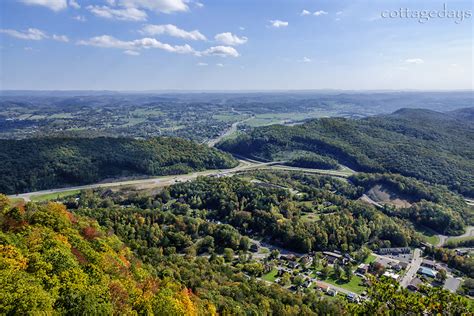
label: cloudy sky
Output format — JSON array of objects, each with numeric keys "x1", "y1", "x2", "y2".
[{"x1": 0, "y1": 0, "x2": 472, "y2": 90}]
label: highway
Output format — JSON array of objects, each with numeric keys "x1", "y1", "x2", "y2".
[{"x1": 9, "y1": 159, "x2": 354, "y2": 202}]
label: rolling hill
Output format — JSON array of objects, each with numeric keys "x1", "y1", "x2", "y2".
[
  {"x1": 218, "y1": 108, "x2": 474, "y2": 197},
  {"x1": 0, "y1": 137, "x2": 238, "y2": 195}
]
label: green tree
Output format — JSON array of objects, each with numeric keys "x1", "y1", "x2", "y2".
[
  {"x1": 333, "y1": 262, "x2": 342, "y2": 279},
  {"x1": 223, "y1": 248, "x2": 234, "y2": 262},
  {"x1": 239, "y1": 236, "x2": 250, "y2": 252},
  {"x1": 344, "y1": 264, "x2": 353, "y2": 281},
  {"x1": 436, "y1": 268, "x2": 447, "y2": 283},
  {"x1": 321, "y1": 265, "x2": 330, "y2": 280}
]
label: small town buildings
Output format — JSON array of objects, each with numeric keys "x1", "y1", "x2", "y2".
[
  {"x1": 356, "y1": 263, "x2": 369, "y2": 275},
  {"x1": 315, "y1": 281, "x2": 329, "y2": 292},
  {"x1": 282, "y1": 254, "x2": 297, "y2": 261},
  {"x1": 347, "y1": 293, "x2": 359, "y2": 303},
  {"x1": 374, "y1": 256, "x2": 395, "y2": 268},
  {"x1": 323, "y1": 251, "x2": 342, "y2": 264},
  {"x1": 455, "y1": 249, "x2": 468, "y2": 256},
  {"x1": 421, "y1": 259, "x2": 437, "y2": 270},
  {"x1": 392, "y1": 261, "x2": 408, "y2": 271},
  {"x1": 417, "y1": 267, "x2": 437, "y2": 278},
  {"x1": 300, "y1": 255, "x2": 313, "y2": 267},
  {"x1": 327, "y1": 288, "x2": 337, "y2": 296},
  {"x1": 383, "y1": 271, "x2": 400, "y2": 280},
  {"x1": 288, "y1": 261, "x2": 299, "y2": 269},
  {"x1": 302, "y1": 279, "x2": 313, "y2": 288},
  {"x1": 377, "y1": 247, "x2": 411, "y2": 255},
  {"x1": 407, "y1": 278, "x2": 423, "y2": 291}
]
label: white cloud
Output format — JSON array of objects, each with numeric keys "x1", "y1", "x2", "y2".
[
  {"x1": 20, "y1": 0, "x2": 67, "y2": 11},
  {"x1": 336, "y1": 11, "x2": 343, "y2": 15},
  {"x1": 52, "y1": 34, "x2": 69, "y2": 42},
  {"x1": 313, "y1": 10, "x2": 328, "y2": 16},
  {"x1": 117, "y1": 0, "x2": 188, "y2": 14},
  {"x1": 78, "y1": 35, "x2": 196, "y2": 54},
  {"x1": 301, "y1": 9, "x2": 311, "y2": 16},
  {"x1": 140, "y1": 24, "x2": 206, "y2": 41},
  {"x1": 300, "y1": 57, "x2": 312, "y2": 63},
  {"x1": 73, "y1": 15, "x2": 86, "y2": 22},
  {"x1": 216, "y1": 63, "x2": 224, "y2": 67},
  {"x1": 195, "y1": 2, "x2": 204, "y2": 8},
  {"x1": 124, "y1": 50, "x2": 140, "y2": 55},
  {"x1": 214, "y1": 32, "x2": 247, "y2": 46},
  {"x1": 78, "y1": 35, "x2": 242, "y2": 58},
  {"x1": 0, "y1": 28, "x2": 69, "y2": 43},
  {"x1": 196, "y1": 62, "x2": 208, "y2": 66},
  {"x1": 87, "y1": 5, "x2": 147, "y2": 21},
  {"x1": 0, "y1": 28, "x2": 48, "y2": 40},
  {"x1": 405, "y1": 58, "x2": 424, "y2": 64},
  {"x1": 24, "y1": 46, "x2": 34, "y2": 51},
  {"x1": 239, "y1": 26, "x2": 245, "y2": 31},
  {"x1": 69, "y1": 0, "x2": 80, "y2": 9},
  {"x1": 269, "y1": 20, "x2": 288, "y2": 28},
  {"x1": 201, "y1": 45, "x2": 239, "y2": 57}
]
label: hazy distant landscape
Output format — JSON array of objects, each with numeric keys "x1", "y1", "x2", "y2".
[{"x1": 1, "y1": 91, "x2": 472, "y2": 141}]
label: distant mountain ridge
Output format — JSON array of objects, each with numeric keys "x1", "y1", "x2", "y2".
[
  {"x1": 447, "y1": 107, "x2": 474, "y2": 121},
  {"x1": 391, "y1": 107, "x2": 474, "y2": 121}
]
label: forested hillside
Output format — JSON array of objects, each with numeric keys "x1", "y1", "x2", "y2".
[
  {"x1": 0, "y1": 137, "x2": 238, "y2": 194},
  {"x1": 219, "y1": 108, "x2": 474, "y2": 196},
  {"x1": 0, "y1": 195, "x2": 212, "y2": 314},
  {"x1": 351, "y1": 173, "x2": 473, "y2": 235},
  {"x1": 64, "y1": 178, "x2": 469, "y2": 314}
]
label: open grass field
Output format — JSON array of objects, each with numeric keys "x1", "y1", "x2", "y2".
[
  {"x1": 301, "y1": 213, "x2": 320, "y2": 222},
  {"x1": 311, "y1": 265, "x2": 366, "y2": 294},
  {"x1": 262, "y1": 268, "x2": 279, "y2": 282},
  {"x1": 213, "y1": 113, "x2": 248, "y2": 122},
  {"x1": 244, "y1": 112, "x2": 330, "y2": 127},
  {"x1": 363, "y1": 254, "x2": 377, "y2": 264},
  {"x1": 322, "y1": 272, "x2": 365, "y2": 294},
  {"x1": 415, "y1": 225, "x2": 440, "y2": 246},
  {"x1": 30, "y1": 189, "x2": 81, "y2": 202}
]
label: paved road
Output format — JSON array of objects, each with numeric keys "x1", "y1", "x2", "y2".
[
  {"x1": 400, "y1": 248, "x2": 422, "y2": 288},
  {"x1": 9, "y1": 160, "x2": 352, "y2": 202},
  {"x1": 206, "y1": 113, "x2": 253, "y2": 147},
  {"x1": 359, "y1": 194, "x2": 384, "y2": 209},
  {"x1": 436, "y1": 226, "x2": 474, "y2": 247},
  {"x1": 258, "y1": 272, "x2": 353, "y2": 296},
  {"x1": 356, "y1": 194, "x2": 471, "y2": 249}
]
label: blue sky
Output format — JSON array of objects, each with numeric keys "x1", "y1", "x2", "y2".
[{"x1": 0, "y1": 0, "x2": 472, "y2": 90}]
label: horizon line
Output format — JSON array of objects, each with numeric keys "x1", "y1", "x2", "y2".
[{"x1": 1, "y1": 88, "x2": 473, "y2": 94}]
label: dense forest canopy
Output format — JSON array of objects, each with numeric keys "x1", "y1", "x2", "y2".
[
  {"x1": 1, "y1": 169, "x2": 471, "y2": 314},
  {"x1": 351, "y1": 173, "x2": 473, "y2": 235},
  {"x1": 0, "y1": 137, "x2": 238, "y2": 195},
  {"x1": 0, "y1": 195, "x2": 212, "y2": 314},
  {"x1": 219, "y1": 108, "x2": 474, "y2": 197}
]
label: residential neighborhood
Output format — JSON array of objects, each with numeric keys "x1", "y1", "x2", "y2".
[{"x1": 238, "y1": 241, "x2": 470, "y2": 303}]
